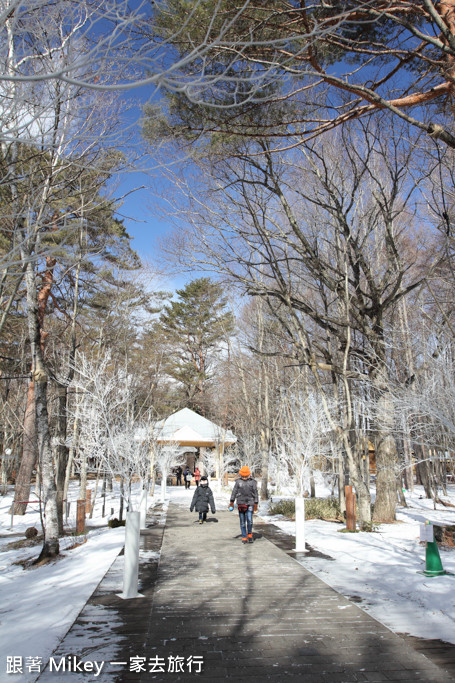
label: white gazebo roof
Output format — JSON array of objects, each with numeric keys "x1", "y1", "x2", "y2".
[{"x1": 153, "y1": 408, "x2": 236, "y2": 448}]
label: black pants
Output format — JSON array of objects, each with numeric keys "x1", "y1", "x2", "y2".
[
  {"x1": 176, "y1": 477, "x2": 182, "y2": 486},
  {"x1": 185, "y1": 480, "x2": 190, "y2": 489},
  {"x1": 198, "y1": 511, "x2": 207, "y2": 521}
]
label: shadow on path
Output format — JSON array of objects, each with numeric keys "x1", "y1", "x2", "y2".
[{"x1": 37, "y1": 502, "x2": 455, "y2": 683}]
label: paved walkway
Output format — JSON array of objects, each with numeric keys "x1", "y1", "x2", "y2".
[{"x1": 38, "y1": 502, "x2": 455, "y2": 683}]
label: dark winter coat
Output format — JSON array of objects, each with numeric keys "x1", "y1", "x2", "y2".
[
  {"x1": 190, "y1": 485, "x2": 216, "y2": 513},
  {"x1": 230, "y1": 477, "x2": 258, "y2": 506}
]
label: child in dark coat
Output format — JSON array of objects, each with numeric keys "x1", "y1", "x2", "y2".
[
  {"x1": 229, "y1": 465, "x2": 258, "y2": 543},
  {"x1": 190, "y1": 476, "x2": 216, "y2": 523}
]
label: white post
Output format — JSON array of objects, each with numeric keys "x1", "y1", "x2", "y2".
[
  {"x1": 140, "y1": 487, "x2": 147, "y2": 529},
  {"x1": 295, "y1": 496, "x2": 308, "y2": 552},
  {"x1": 161, "y1": 472, "x2": 167, "y2": 502},
  {"x1": 215, "y1": 443, "x2": 224, "y2": 494},
  {"x1": 118, "y1": 511, "x2": 144, "y2": 599}
]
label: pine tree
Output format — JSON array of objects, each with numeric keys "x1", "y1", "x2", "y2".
[
  {"x1": 146, "y1": 0, "x2": 455, "y2": 150},
  {"x1": 157, "y1": 278, "x2": 234, "y2": 413}
]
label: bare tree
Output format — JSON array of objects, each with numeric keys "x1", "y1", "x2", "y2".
[
  {"x1": 71, "y1": 351, "x2": 154, "y2": 515},
  {"x1": 391, "y1": 339, "x2": 455, "y2": 476},
  {"x1": 154, "y1": 443, "x2": 184, "y2": 502},
  {"x1": 276, "y1": 393, "x2": 333, "y2": 498},
  {"x1": 153, "y1": 120, "x2": 439, "y2": 522}
]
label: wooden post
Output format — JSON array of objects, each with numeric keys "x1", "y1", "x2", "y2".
[
  {"x1": 224, "y1": 472, "x2": 228, "y2": 486},
  {"x1": 345, "y1": 485, "x2": 356, "y2": 531},
  {"x1": 76, "y1": 499, "x2": 86, "y2": 534},
  {"x1": 85, "y1": 489, "x2": 91, "y2": 515}
]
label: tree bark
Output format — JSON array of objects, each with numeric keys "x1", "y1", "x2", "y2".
[
  {"x1": 11, "y1": 381, "x2": 37, "y2": 515},
  {"x1": 414, "y1": 444, "x2": 433, "y2": 498},
  {"x1": 12, "y1": 255, "x2": 57, "y2": 517},
  {"x1": 22, "y1": 251, "x2": 59, "y2": 560},
  {"x1": 345, "y1": 440, "x2": 371, "y2": 526},
  {"x1": 35, "y1": 374, "x2": 60, "y2": 560},
  {"x1": 54, "y1": 384, "x2": 69, "y2": 535},
  {"x1": 370, "y1": 350, "x2": 399, "y2": 523},
  {"x1": 259, "y1": 426, "x2": 270, "y2": 501}
]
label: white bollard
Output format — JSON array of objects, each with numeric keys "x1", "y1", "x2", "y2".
[
  {"x1": 140, "y1": 488, "x2": 147, "y2": 529},
  {"x1": 118, "y1": 511, "x2": 144, "y2": 599},
  {"x1": 295, "y1": 496, "x2": 308, "y2": 552},
  {"x1": 161, "y1": 476, "x2": 166, "y2": 503}
]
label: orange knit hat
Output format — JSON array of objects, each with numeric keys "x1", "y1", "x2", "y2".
[{"x1": 239, "y1": 465, "x2": 251, "y2": 477}]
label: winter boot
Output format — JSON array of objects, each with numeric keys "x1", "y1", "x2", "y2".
[
  {"x1": 242, "y1": 537, "x2": 248, "y2": 544},
  {"x1": 247, "y1": 533, "x2": 253, "y2": 543}
]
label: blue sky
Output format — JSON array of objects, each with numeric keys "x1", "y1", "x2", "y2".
[
  {"x1": 110, "y1": 86, "x2": 166, "y2": 256},
  {"x1": 109, "y1": 86, "x2": 215, "y2": 292},
  {"x1": 115, "y1": 171, "x2": 168, "y2": 259}
]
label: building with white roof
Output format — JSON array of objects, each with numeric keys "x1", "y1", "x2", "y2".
[{"x1": 153, "y1": 407, "x2": 236, "y2": 448}]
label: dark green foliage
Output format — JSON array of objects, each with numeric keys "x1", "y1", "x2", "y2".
[
  {"x1": 337, "y1": 528, "x2": 359, "y2": 534},
  {"x1": 269, "y1": 499, "x2": 296, "y2": 517},
  {"x1": 25, "y1": 527, "x2": 38, "y2": 539},
  {"x1": 108, "y1": 518, "x2": 126, "y2": 528},
  {"x1": 270, "y1": 497, "x2": 342, "y2": 521},
  {"x1": 155, "y1": 277, "x2": 234, "y2": 410},
  {"x1": 144, "y1": 0, "x2": 454, "y2": 150},
  {"x1": 359, "y1": 520, "x2": 380, "y2": 533}
]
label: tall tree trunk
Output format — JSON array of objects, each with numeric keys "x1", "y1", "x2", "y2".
[
  {"x1": 35, "y1": 373, "x2": 60, "y2": 560},
  {"x1": 79, "y1": 449, "x2": 87, "y2": 500},
  {"x1": 257, "y1": 300, "x2": 270, "y2": 500},
  {"x1": 398, "y1": 300, "x2": 415, "y2": 493},
  {"x1": 373, "y1": 441, "x2": 398, "y2": 521},
  {"x1": 63, "y1": 388, "x2": 80, "y2": 518},
  {"x1": 402, "y1": 432, "x2": 414, "y2": 492},
  {"x1": 119, "y1": 477, "x2": 125, "y2": 521},
  {"x1": 54, "y1": 384, "x2": 69, "y2": 535},
  {"x1": 11, "y1": 380, "x2": 37, "y2": 514},
  {"x1": 309, "y1": 471, "x2": 316, "y2": 497},
  {"x1": 259, "y1": 427, "x2": 270, "y2": 500},
  {"x1": 337, "y1": 451, "x2": 346, "y2": 516},
  {"x1": 345, "y1": 439, "x2": 371, "y2": 526},
  {"x1": 22, "y1": 249, "x2": 59, "y2": 559},
  {"x1": 372, "y1": 357, "x2": 398, "y2": 523},
  {"x1": 414, "y1": 444, "x2": 433, "y2": 498}
]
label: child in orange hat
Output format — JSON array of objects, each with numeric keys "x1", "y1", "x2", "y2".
[{"x1": 229, "y1": 465, "x2": 258, "y2": 543}]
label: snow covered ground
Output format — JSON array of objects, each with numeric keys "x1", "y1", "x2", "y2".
[
  {"x1": 263, "y1": 487, "x2": 455, "y2": 645},
  {"x1": 0, "y1": 480, "x2": 454, "y2": 683}
]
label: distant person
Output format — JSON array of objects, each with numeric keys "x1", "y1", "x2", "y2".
[
  {"x1": 194, "y1": 466, "x2": 201, "y2": 487},
  {"x1": 176, "y1": 466, "x2": 183, "y2": 486},
  {"x1": 229, "y1": 465, "x2": 258, "y2": 544},
  {"x1": 184, "y1": 466, "x2": 192, "y2": 489},
  {"x1": 190, "y1": 476, "x2": 215, "y2": 523}
]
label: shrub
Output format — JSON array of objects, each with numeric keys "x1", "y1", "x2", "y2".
[
  {"x1": 25, "y1": 527, "x2": 38, "y2": 539},
  {"x1": 269, "y1": 499, "x2": 295, "y2": 518},
  {"x1": 360, "y1": 520, "x2": 380, "y2": 532},
  {"x1": 108, "y1": 518, "x2": 126, "y2": 528},
  {"x1": 269, "y1": 497, "x2": 342, "y2": 521}
]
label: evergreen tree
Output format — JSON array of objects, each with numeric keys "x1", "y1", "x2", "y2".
[
  {"x1": 146, "y1": 0, "x2": 455, "y2": 150},
  {"x1": 157, "y1": 278, "x2": 234, "y2": 413}
]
